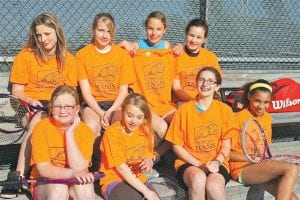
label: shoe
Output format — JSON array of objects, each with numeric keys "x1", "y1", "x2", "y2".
[{"x1": 0, "y1": 171, "x2": 21, "y2": 199}]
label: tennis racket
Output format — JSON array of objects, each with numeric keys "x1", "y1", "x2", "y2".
[
  {"x1": 241, "y1": 118, "x2": 300, "y2": 164},
  {"x1": 143, "y1": 173, "x2": 187, "y2": 200},
  {"x1": 0, "y1": 94, "x2": 46, "y2": 145},
  {"x1": 0, "y1": 172, "x2": 104, "y2": 188}
]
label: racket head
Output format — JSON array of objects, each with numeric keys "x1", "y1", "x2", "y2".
[
  {"x1": 241, "y1": 118, "x2": 272, "y2": 163},
  {"x1": 273, "y1": 154, "x2": 300, "y2": 165},
  {"x1": 0, "y1": 94, "x2": 30, "y2": 145},
  {"x1": 147, "y1": 176, "x2": 187, "y2": 200}
]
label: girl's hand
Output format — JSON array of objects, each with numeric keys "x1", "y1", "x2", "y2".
[
  {"x1": 72, "y1": 171, "x2": 95, "y2": 184},
  {"x1": 143, "y1": 189, "x2": 160, "y2": 200},
  {"x1": 172, "y1": 43, "x2": 184, "y2": 56},
  {"x1": 139, "y1": 157, "x2": 154, "y2": 173},
  {"x1": 101, "y1": 111, "x2": 111, "y2": 129},
  {"x1": 28, "y1": 99, "x2": 44, "y2": 109},
  {"x1": 65, "y1": 117, "x2": 80, "y2": 135},
  {"x1": 206, "y1": 160, "x2": 220, "y2": 173}
]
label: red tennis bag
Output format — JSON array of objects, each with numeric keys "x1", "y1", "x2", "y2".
[
  {"x1": 268, "y1": 78, "x2": 300, "y2": 113},
  {"x1": 224, "y1": 78, "x2": 300, "y2": 113}
]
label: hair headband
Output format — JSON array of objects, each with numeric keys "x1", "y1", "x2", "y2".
[{"x1": 249, "y1": 83, "x2": 272, "y2": 93}]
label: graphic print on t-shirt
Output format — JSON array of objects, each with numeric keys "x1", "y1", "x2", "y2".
[
  {"x1": 93, "y1": 63, "x2": 118, "y2": 92},
  {"x1": 144, "y1": 60, "x2": 165, "y2": 91},
  {"x1": 49, "y1": 147, "x2": 66, "y2": 167},
  {"x1": 36, "y1": 69, "x2": 63, "y2": 89},
  {"x1": 182, "y1": 64, "x2": 204, "y2": 91},
  {"x1": 125, "y1": 144, "x2": 148, "y2": 174},
  {"x1": 194, "y1": 121, "x2": 219, "y2": 153}
]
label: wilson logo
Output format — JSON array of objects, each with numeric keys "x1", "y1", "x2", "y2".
[{"x1": 272, "y1": 98, "x2": 300, "y2": 109}]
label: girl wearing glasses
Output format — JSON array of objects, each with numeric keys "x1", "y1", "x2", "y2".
[
  {"x1": 30, "y1": 85, "x2": 95, "y2": 200},
  {"x1": 9, "y1": 12, "x2": 82, "y2": 177},
  {"x1": 166, "y1": 67, "x2": 235, "y2": 200},
  {"x1": 172, "y1": 18, "x2": 223, "y2": 107}
]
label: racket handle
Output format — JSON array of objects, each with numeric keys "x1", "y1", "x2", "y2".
[
  {"x1": 35, "y1": 172, "x2": 104, "y2": 184},
  {"x1": 29, "y1": 104, "x2": 47, "y2": 112}
]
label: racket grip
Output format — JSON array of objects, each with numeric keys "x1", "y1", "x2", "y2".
[
  {"x1": 29, "y1": 104, "x2": 46, "y2": 112},
  {"x1": 36, "y1": 172, "x2": 104, "y2": 184}
]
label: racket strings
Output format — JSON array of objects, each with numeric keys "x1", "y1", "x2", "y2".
[
  {"x1": 147, "y1": 176, "x2": 187, "y2": 200},
  {"x1": 0, "y1": 95, "x2": 29, "y2": 145}
]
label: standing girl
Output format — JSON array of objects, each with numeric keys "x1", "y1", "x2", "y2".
[
  {"x1": 229, "y1": 79, "x2": 299, "y2": 200},
  {"x1": 10, "y1": 12, "x2": 81, "y2": 177},
  {"x1": 166, "y1": 67, "x2": 235, "y2": 200},
  {"x1": 100, "y1": 93, "x2": 159, "y2": 200},
  {"x1": 30, "y1": 85, "x2": 95, "y2": 200},
  {"x1": 173, "y1": 18, "x2": 223, "y2": 106}
]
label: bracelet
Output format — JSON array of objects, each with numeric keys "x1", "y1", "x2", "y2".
[{"x1": 214, "y1": 159, "x2": 221, "y2": 166}]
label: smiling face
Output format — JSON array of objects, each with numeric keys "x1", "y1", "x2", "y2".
[
  {"x1": 93, "y1": 21, "x2": 112, "y2": 49},
  {"x1": 122, "y1": 104, "x2": 145, "y2": 134},
  {"x1": 35, "y1": 24, "x2": 57, "y2": 55},
  {"x1": 145, "y1": 18, "x2": 166, "y2": 46},
  {"x1": 51, "y1": 93, "x2": 79, "y2": 126},
  {"x1": 248, "y1": 90, "x2": 271, "y2": 117},
  {"x1": 196, "y1": 70, "x2": 220, "y2": 98},
  {"x1": 186, "y1": 26, "x2": 207, "y2": 53}
]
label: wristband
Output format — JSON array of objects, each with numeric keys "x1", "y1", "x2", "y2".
[{"x1": 214, "y1": 159, "x2": 221, "y2": 166}]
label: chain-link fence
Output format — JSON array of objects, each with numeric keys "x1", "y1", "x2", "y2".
[{"x1": 0, "y1": 0, "x2": 299, "y2": 72}]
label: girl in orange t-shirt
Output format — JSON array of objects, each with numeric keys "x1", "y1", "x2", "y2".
[
  {"x1": 77, "y1": 13, "x2": 135, "y2": 136},
  {"x1": 30, "y1": 85, "x2": 95, "y2": 200},
  {"x1": 100, "y1": 93, "x2": 159, "y2": 200},
  {"x1": 166, "y1": 67, "x2": 235, "y2": 200},
  {"x1": 119, "y1": 11, "x2": 181, "y2": 159},
  {"x1": 229, "y1": 79, "x2": 298, "y2": 200},
  {"x1": 9, "y1": 12, "x2": 81, "y2": 177},
  {"x1": 173, "y1": 18, "x2": 223, "y2": 107}
]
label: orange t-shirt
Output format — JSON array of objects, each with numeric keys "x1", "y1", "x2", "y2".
[
  {"x1": 10, "y1": 48, "x2": 80, "y2": 100},
  {"x1": 76, "y1": 43, "x2": 135, "y2": 101},
  {"x1": 100, "y1": 121, "x2": 154, "y2": 194},
  {"x1": 132, "y1": 49, "x2": 176, "y2": 116},
  {"x1": 165, "y1": 100, "x2": 236, "y2": 172},
  {"x1": 30, "y1": 118, "x2": 94, "y2": 179},
  {"x1": 175, "y1": 48, "x2": 222, "y2": 99},
  {"x1": 229, "y1": 109, "x2": 272, "y2": 180}
]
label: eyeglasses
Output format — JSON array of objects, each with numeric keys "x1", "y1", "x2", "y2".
[
  {"x1": 52, "y1": 105, "x2": 75, "y2": 111},
  {"x1": 197, "y1": 78, "x2": 217, "y2": 85}
]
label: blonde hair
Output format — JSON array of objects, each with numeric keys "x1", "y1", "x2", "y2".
[
  {"x1": 48, "y1": 85, "x2": 79, "y2": 116},
  {"x1": 92, "y1": 13, "x2": 116, "y2": 41},
  {"x1": 26, "y1": 12, "x2": 67, "y2": 72},
  {"x1": 122, "y1": 93, "x2": 153, "y2": 148}
]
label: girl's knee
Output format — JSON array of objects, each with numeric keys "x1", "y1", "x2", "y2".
[{"x1": 185, "y1": 170, "x2": 206, "y2": 190}]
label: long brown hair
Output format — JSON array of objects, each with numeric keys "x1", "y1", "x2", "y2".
[{"x1": 26, "y1": 12, "x2": 67, "y2": 72}]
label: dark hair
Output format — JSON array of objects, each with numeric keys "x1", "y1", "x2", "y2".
[
  {"x1": 185, "y1": 18, "x2": 208, "y2": 38},
  {"x1": 144, "y1": 11, "x2": 168, "y2": 29},
  {"x1": 242, "y1": 79, "x2": 272, "y2": 108},
  {"x1": 196, "y1": 67, "x2": 222, "y2": 100}
]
